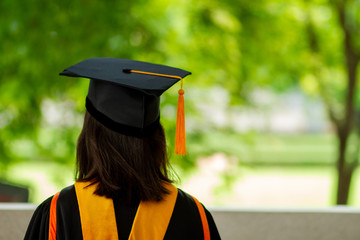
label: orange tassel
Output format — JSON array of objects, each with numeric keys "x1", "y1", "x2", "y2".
[{"x1": 175, "y1": 88, "x2": 186, "y2": 155}]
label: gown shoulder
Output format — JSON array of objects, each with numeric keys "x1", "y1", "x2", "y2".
[
  {"x1": 24, "y1": 185, "x2": 221, "y2": 240},
  {"x1": 164, "y1": 188, "x2": 221, "y2": 240},
  {"x1": 24, "y1": 185, "x2": 77, "y2": 240},
  {"x1": 24, "y1": 195, "x2": 53, "y2": 240}
]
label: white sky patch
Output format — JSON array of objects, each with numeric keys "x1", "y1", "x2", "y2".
[
  {"x1": 41, "y1": 99, "x2": 83, "y2": 128},
  {"x1": 188, "y1": 87, "x2": 330, "y2": 133}
]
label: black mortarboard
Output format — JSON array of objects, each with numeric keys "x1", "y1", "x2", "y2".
[{"x1": 59, "y1": 58, "x2": 191, "y2": 149}]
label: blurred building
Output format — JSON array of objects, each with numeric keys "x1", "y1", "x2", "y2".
[
  {"x1": 0, "y1": 181, "x2": 29, "y2": 202},
  {"x1": 189, "y1": 86, "x2": 330, "y2": 134}
]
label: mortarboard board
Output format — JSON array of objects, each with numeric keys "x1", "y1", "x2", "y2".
[{"x1": 59, "y1": 57, "x2": 191, "y2": 155}]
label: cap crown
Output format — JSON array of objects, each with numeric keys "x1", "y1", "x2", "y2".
[{"x1": 60, "y1": 57, "x2": 191, "y2": 137}]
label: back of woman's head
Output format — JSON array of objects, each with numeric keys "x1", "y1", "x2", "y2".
[{"x1": 76, "y1": 111, "x2": 172, "y2": 202}]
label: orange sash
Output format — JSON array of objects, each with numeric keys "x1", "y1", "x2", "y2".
[
  {"x1": 49, "y1": 183, "x2": 209, "y2": 240},
  {"x1": 74, "y1": 182, "x2": 118, "y2": 240},
  {"x1": 128, "y1": 182, "x2": 178, "y2": 239},
  {"x1": 48, "y1": 192, "x2": 59, "y2": 240},
  {"x1": 74, "y1": 181, "x2": 178, "y2": 240},
  {"x1": 191, "y1": 196, "x2": 210, "y2": 240}
]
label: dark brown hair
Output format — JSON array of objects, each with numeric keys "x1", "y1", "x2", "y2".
[{"x1": 76, "y1": 111, "x2": 172, "y2": 202}]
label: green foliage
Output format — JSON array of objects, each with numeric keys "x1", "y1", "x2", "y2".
[{"x1": 1, "y1": 0, "x2": 359, "y2": 203}]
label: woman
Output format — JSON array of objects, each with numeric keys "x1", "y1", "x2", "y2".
[{"x1": 25, "y1": 58, "x2": 221, "y2": 240}]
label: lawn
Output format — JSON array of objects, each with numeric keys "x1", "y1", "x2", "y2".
[
  {"x1": 189, "y1": 132, "x2": 337, "y2": 166},
  {"x1": 5, "y1": 132, "x2": 360, "y2": 206}
]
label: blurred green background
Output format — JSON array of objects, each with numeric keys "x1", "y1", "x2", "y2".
[{"x1": 1, "y1": 0, "x2": 360, "y2": 206}]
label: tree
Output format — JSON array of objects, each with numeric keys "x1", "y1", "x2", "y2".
[
  {"x1": 0, "y1": 0, "x2": 241, "y2": 180},
  {"x1": 1, "y1": 0, "x2": 359, "y2": 204},
  {"x1": 304, "y1": 0, "x2": 360, "y2": 204}
]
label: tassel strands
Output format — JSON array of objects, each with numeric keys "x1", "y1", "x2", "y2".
[{"x1": 175, "y1": 86, "x2": 186, "y2": 156}]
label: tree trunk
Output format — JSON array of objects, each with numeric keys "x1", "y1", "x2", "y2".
[
  {"x1": 336, "y1": 166, "x2": 355, "y2": 204},
  {"x1": 333, "y1": 0, "x2": 359, "y2": 205},
  {"x1": 336, "y1": 130, "x2": 348, "y2": 204},
  {"x1": 336, "y1": 136, "x2": 353, "y2": 204},
  {"x1": 306, "y1": 0, "x2": 359, "y2": 205}
]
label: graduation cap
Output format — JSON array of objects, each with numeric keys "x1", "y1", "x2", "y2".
[{"x1": 60, "y1": 57, "x2": 190, "y2": 155}]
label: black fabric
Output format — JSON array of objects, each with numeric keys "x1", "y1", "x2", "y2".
[
  {"x1": 59, "y1": 58, "x2": 191, "y2": 138},
  {"x1": 56, "y1": 185, "x2": 82, "y2": 240},
  {"x1": 113, "y1": 196, "x2": 140, "y2": 240},
  {"x1": 164, "y1": 189, "x2": 221, "y2": 240},
  {"x1": 164, "y1": 189, "x2": 204, "y2": 239},
  {"x1": 205, "y1": 205, "x2": 221, "y2": 239},
  {"x1": 24, "y1": 196, "x2": 52, "y2": 240},
  {"x1": 59, "y1": 58, "x2": 191, "y2": 93},
  {"x1": 86, "y1": 97, "x2": 160, "y2": 138},
  {"x1": 87, "y1": 78, "x2": 161, "y2": 131},
  {"x1": 24, "y1": 185, "x2": 221, "y2": 240}
]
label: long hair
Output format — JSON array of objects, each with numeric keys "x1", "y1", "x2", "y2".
[{"x1": 76, "y1": 111, "x2": 172, "y2": 202}]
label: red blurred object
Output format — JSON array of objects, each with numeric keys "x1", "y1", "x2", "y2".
[{"x1": 0, "y1": 181, "x2": 29, "y2": 202}]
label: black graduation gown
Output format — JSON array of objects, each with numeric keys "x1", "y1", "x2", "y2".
[{"x1": 24, "y1": 185, "x2": 221, "y2": 240}]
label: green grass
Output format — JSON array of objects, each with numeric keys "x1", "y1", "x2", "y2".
[
  {"x1": 189, "y1": 131, "x2": 337, "y2": 165},
  {"x1": 252, "y1": 134, "x2": 337, "y2": 165},
  {"x1": 5, "y1": 132, "x2": 360, "y2": 206}
]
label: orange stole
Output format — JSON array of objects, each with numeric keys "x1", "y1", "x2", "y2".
[
  {"x1": 128, "y1": 183, "x2": 178, "y2": 239},
  {"x1": 74, "y1": 182, "x2": 118, "y2": 240},
  {"x1": 191, "y1": 196, "x2": 210, "y2": 240},
  {"x1": 74, "y1": 182, "x2": 178, "y2": 240},
  {"x1": 48, "y1": 192, "x2": 60, "y2": 240}
]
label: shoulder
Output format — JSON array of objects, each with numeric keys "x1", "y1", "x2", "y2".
[
  {"x1": 176, "y1": 188, "x2": 198, "y2": 206},
  {"x1": 56, "y1": 185, "x2": 80, "y2": 221},
  {"x1": 24, "y1": 185, "x2": 77, "y2": 240},
  {"x1": 32, "y1": 195, "x2": 53, "y2": 217},
  {"x1": 24, "y1": 196, "x2": 53, "y2": 240},
  {"x1": 57, "y1": 185, "x2": 77, "y2": 204},
  {"x1": 176, "y1": 188, "x2": 221, "y2": 240},
  {"x1": 25, "y1": 184, "x2": 83, "y2": 240},
  {"x1": 173, "y1": 188, "x2": 206, "y2": 222},
  {"x1": 164, "y1": 188, "x2": 221, "y2": 240},
  {"x1": 175, "y1": 188, "x2": 213, "y2": 220}
]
